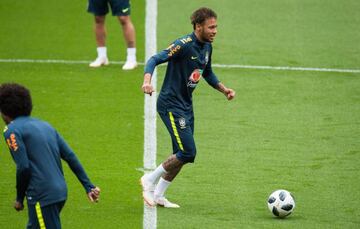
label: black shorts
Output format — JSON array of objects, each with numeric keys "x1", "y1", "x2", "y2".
[
  {"x1": 158, "y1": 104, "x2": 196, "y2": 163},
  {"x1": 27, "y1": 201, "x2": 65, "y2": 229},
  {"x1": 87, "y1": 0, "x2": 131, "y2": 16}
]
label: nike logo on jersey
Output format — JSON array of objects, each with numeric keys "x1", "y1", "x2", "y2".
[
  {"x1": 191, "y1": 56, "x2": 198, "y2": 60},
  {"x1": 122, "y1": 8, "x2": 129, "y2": 13}
]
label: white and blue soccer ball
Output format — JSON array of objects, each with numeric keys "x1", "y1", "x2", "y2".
[{"x1": 267, "y1": 189, "x2": 295, "y2": 218}]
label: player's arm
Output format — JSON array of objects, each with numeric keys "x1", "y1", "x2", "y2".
[
  {"x1": 56, "y1": 132, "x2": 100, "y2": 202},
  {"x1": 4, "y1": 130, "x2": 30, "y2": 211},
  {"x1": 142, "y1": 39, "x2": 189, "y2": 95},
  {"x1": 203, "y1": 49, "x2": 235, "y2": 100}
]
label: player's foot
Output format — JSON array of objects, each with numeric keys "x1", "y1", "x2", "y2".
[
  {"x1": 154, "y1": 197, "x2": 180, "y2": 208},
  {"x1": 122, "y1": 60, "x2": 137, "y2": 70},
  {"x1": 89, "y1": 57, "x2": 109, "y2": 68},
  {"x1": 140, "y1": 175, "x2": 155, "y2": 207}
]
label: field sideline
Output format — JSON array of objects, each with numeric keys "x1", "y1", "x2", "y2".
[{"x1": 1, "y1": 58, "x2": 360, "y2": 73}]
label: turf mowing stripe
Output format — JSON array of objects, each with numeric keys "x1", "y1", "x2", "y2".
[
  {"x1": 143, "y1": 0, "x2": 158, "y2": 229},
  {"x1": 1, "y1": 58, "x2": 359, "y2": 73}
]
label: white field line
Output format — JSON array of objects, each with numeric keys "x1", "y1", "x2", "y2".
[
  {"x1": 212, "y1": 64, "x2": 360, "y2": 73},
  {"x1": 1, "y1": 58, "x2": 359, "y2": 73},
  {"x1": 143, "y1": 0, "x2": 158, "y2": 229}
]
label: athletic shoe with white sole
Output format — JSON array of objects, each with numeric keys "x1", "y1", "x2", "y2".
[
  {"x1": 122, "y1": 60, "x2": 137, "y2": 70},
  {"x1": 89, "y1": 57, "x2": 109, "y2": 67},
  {"x1": 140, "y1": 175, "x2": 155, "y2": 207},
  {"x1": 154, "y1": 197, "x2": 180, "y2": 208}
]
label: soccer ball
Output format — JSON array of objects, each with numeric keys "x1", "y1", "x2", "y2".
[{"x1": 267, "y1": 189, "x2": 295, "y2": 218}]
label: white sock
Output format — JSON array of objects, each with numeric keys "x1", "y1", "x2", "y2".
[
  {"x1": 154, "y1": 177, "x2": 171, "y2": 199},
  {"x1": 146, "y1": 164, "x2": 166, "y2": 184},
  {"x1": 97, "y1": 47, "x2": 107, "y2": 58},
  {"x1": 126, "y1": 47, "x2": 136, "y2": 62}
]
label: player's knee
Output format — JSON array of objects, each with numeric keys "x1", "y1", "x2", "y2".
[
  {"x1": 176, "y1": 147, "x2": 197, "y2": 163},
  {"x1": 95, "y1": 16, "x2": 106, "y2": 24},
  {"x1": 118, "y1": 16, "x2": 130, "y2": 26}
]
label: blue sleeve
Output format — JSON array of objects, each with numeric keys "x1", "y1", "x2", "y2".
[
  {"x1": 4, "y1": 129, "x2": 31, "y2": 203},
  {"x1": 203, "y1": 48, "x2": 220, "y2": 88},
  {"x1": 56, "y1": 132, "x2": 95, "y2": 193},
  {"x1": 144, "y1": 38, "x2": 189, "y2": 75}
]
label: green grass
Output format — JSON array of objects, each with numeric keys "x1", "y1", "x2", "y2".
[
  {"x1": 1, "y1": 0, "x2": 360, "y2": 228},
  {"x1": 155, "y1": 0, "x2": 360, "y2": 228}
]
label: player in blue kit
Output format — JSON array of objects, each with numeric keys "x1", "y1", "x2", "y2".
[
  {"x1": 141, "y1": 7, "x2": 235, "y2": 208},
  {"x1": 0, "y1": 83, "x2": 100, "y2": 228}
]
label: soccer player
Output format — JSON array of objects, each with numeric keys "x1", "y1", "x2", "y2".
[
  {"x1": 141, "y1": 7, "x2": 235, "y2": 208},
  {"x1": 88, "y1": 0, "x2": 137, "y2": 70},
  {"x1": 0, "y1": 83, "x2": 101, "y2": 228}
]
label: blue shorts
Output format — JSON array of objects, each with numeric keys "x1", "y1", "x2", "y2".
[
  {"x1": 87, "y1": 0, "x2": 131, "y2": 16},
  {"x1": 158, "y1": 103, "x2": 196, "y2": 163},
  {"x1": 27, "y1": 201, "x2": 65, "y2": 229}
]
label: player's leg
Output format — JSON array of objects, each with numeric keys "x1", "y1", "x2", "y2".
[
  {"x1": 109, "y1": 0, "x2": 137, "y2": 70},
  {"x1": 140, "y1": 153, "x2": 183, "y2": 207},
  {"x1": 27, "y1": 204, "x2": 40, "y2": 229},
  {"x1": 117, "y1": 15, "x2": 137, "y2": 70},
  {"x1": 141, "y1": 111, "x2": 183, "y2": 207},
  {"x1": 88, "y1": 0, "x2": 110, "y2": 67},
  {"x1": 154, "y1": 111, "x2": 196, "y2": 207},
  {"x1": 26, "y1": 201, "x2": 65, "y2": 229},
  {"x1": 153, "y1": 154, "x2": 184, "y2": 208},
  {"x1": 154, "y1": 123, "x2": 195, "y2": 207},
  {"x1": 41, "y1": 201, "x2": 65, "y2": 229}
]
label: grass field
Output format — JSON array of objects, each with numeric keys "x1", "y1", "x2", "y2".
[{"x1": 1, "y1": 0, "x2": 360, "y2": 228}]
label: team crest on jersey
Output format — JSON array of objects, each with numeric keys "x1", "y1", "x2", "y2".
[
  {"x1": 179, "y1": 118, "x2": 186, "y2": 129},
  {"x1": 205, "y1": 51, "x2": 209, "y2": 65},
  {"x1": 6, "y1": 133, "x2": 18, "y2": 152}
]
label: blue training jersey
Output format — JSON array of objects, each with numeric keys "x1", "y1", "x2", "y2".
[
  {"x1": 145, "y1": 32, "x2": 220, "y2": 112},
  {"x1": 3, "y1": 116, "x2": 94, "y2": 206}
]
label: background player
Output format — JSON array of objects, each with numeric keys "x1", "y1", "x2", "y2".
[
  {"x1": 88, "y1": 0, "x2": 137, "y2": 70},
  {"x1": 141, "y1": 7, "x2": 235, "y2": 208},
  {"x1": 0, "y1": 83, "x2": 101, "y2": 228}
]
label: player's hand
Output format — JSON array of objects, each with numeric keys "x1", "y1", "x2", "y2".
[
  {"x1": 142, "y1": 82, "x2": 155, "y2": 96},
  {"x1": 224, "y1": 88, "x2": 235, "y2": 100},
  {"x1": 87, "y1": 187, "x2": 101, "y2": 203},
  {"x1": 142, "y1": 73, "x2": 155, "y2": 96},
  {"x1": 14, "y1": 200, "x2": 24, "y2": 211}
]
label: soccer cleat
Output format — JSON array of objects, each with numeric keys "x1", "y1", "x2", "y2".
[
  {"x1": 154, "y1": 197, "x2": 180, "y2": 208},
  {"x1": 89, "y1": 57, "x2": 109, "y2": 68},
  {"x1": 140, "y1": 175, "x2": 155, "y2": 207},
  {"x1": 122, "y1": 60, "x2": 138, "y2": 70}
]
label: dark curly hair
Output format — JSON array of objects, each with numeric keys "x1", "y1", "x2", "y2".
[
  {"x1": 0, "y1": 83, "x2": 32, "y2": 119},
  {"x1": 191, "y1": 7, "x2": 217, "y2": 30}
]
